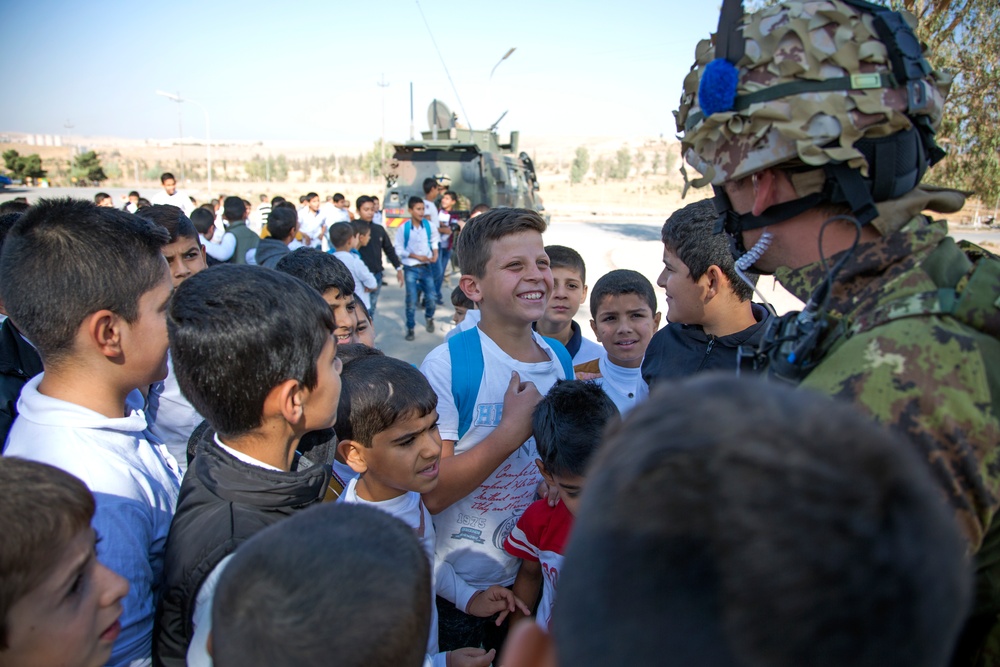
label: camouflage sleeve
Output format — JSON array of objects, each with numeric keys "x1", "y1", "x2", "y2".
[{"x1": 801, "y1": 316, "x2": 1000, "y2": 550}]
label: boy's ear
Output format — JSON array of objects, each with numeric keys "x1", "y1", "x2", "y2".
[
  {"x1": 535, "y1": 459, "x2": 556, "y2": 486},
  {"x1": 580, "y1": 283, "x2": 589, "y2": 303},
  {"x1": 589, "y1": 319, "x2": 600, "y2": 341},
  {"x1": 459, "y1": 275, "x2": 483, "y2": 304},
  {"x1": 653, "y1": 311, "x2": 662, "y2": 330},
  {"x1": 266, "y1": 378, "x2": 306, "y2": 424},
  {"x1": 85, "y1": 309, "x2": 124, "y2": 359},
  {"x1": 703, "y1": 265, "x2": 726, "y2": 302},
  {"x1": 502, "y1": 620, "x2": 559, "y2": 667},
  {"x1": 338, "y1": 439, "x2": 369, "y2": 474}
]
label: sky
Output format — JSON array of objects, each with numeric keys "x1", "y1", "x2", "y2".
[{"x1": 0, "y1": 1, "x2": 720, "y2": 147}]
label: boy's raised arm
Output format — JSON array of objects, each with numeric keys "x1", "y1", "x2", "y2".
[{"x1": 422, "y1": 371, "x2": 541, "y2": 514}]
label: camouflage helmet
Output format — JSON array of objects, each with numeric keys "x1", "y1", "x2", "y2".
[{"x1": 675, "y1": 0, "x2": 951, "y2": 190}]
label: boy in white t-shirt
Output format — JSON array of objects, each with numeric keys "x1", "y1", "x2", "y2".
[
  {"x1": 0, "y1": 198, "x2": 182, "y2": 667},
  {"x1": 419, "y1": 207, "x2": 570, "y2": 655},
  {"x1": 504, "y1": 380, "x2": 619, "y2": 631},
  {"x1": 336, "y1": 353, "x2": 528, "y2": 667},
  {"x1": 329, "y1": 221, "x2": 378, "y2": 309},
  {"x1": 573, "y1": 269, "x2": 661, "y2": 416}
]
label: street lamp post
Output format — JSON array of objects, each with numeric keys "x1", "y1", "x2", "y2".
[
  {"x1": 490, "y1": 48, "x2": 516, "y2": 80},
  {"x1": 156, "y1": 91, "x2": 212, "y2": 197}
]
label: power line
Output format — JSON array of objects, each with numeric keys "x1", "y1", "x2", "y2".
[{"x1": 414, "y1": 0, "x2": 473, "y2": 130}]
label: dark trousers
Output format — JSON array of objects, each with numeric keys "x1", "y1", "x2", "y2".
[{"x1": 435, "y1": 596, "x2": 509, "y2": 659}]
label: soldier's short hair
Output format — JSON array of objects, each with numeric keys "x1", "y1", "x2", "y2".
[
  {"x1": 455, "y1": 207, "x2": 546, "y2": 278},
  {"x1": 554, "y1": 375, "x2": 971, "y2": 667},
  {"x1": 662, "y1": 200, "x2": 755, "y2": 301}
]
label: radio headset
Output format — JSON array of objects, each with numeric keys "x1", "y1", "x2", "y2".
[{"x1": 747, "y1": 216, "x2": 862, "y2": 383}]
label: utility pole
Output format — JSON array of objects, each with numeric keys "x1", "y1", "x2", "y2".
[
  {"x1": 409, "y1": 82, "x2": 415, "y2": 141},
  {"x1": 377, "y1": 74, "x2": 389, "y2": 176}
]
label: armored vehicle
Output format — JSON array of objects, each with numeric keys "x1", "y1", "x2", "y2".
[{"x1": 382, "y1": 100, "x2": 545, "y2": 228}]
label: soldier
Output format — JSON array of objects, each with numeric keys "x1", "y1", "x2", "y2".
[{"x1": 675, "y1": 1, "x2": 1000, "y2": 664}]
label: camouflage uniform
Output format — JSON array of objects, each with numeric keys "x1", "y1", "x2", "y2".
[
  {"x1": 777, "y1": 214, "x2": 1000, "y2": 664},
  {"x1": 675, "y1": 1, "x2": 1000, "y2": 663}
]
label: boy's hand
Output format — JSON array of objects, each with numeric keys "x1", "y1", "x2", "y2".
[
  {"x1": 501, "y1": 372, "x2": 542, "y2": 445},
  {"x1": 536, "y1": 480, "x2": 560, "y2": 508},
  {"x1": 466, "y1": 586, "x2": 532, "y2": 624},
  {"x1": 396, "y1": 268, "x2": 404, "y2": 286},
  {"x1": 447, "y1": 647, "x2": 496, "y2": 667}
]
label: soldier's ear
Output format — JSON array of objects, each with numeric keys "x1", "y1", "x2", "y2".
[{"x1": 459, "y1": 275, "x2": 483, "y2": 303}]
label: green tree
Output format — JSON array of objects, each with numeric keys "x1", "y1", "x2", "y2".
[
  {"x1": 570, "y1": 146, "x2": 590, "y2": 185},
  {"x1": 634, "y1": 150, "x2": 647, "y2": 175},
  {"x1": 651, "y1": 152, "x2": 661, "y2": 174},
  {"x1": 592, "y1": 156, "x2": 610, "y2": 182},
  {"x1": 72, "y1": 151, "x2": 107, "y2": 185},
  {"x1": 611, "y1": 146, "x2": 632, "y2": 180},
  {"x1": 2, "y1": 150, "x2": 46, "y2": 182}
]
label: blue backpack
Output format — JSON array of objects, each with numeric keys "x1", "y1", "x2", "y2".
[
  {"x1": 447, "y1": 327, "x2": 574, "y2": 439},
  {"x1": 403, "y1": 220, "x2": 432, "y2": 248}
]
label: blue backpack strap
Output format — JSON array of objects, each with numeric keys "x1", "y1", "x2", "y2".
[
  {"x1": 403, "y1": 221, "x2": 432, "y2": 251},
  {"x1": 448, "y1": 327, "x2": 484, "y2": 439},
  {"x1": 541, "y1": 336, "x2": 574, "y2": 379}
]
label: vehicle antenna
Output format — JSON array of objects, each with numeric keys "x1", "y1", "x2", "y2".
[{"x1": 414, "y1": 0, "x2": 473, "y2": 131}]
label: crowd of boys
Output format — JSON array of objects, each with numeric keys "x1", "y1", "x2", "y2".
[{"x1": 1, "y1": 1, "x2": 998, "y2": 665}]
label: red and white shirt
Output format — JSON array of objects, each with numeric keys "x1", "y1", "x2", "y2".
[{"x1": 503, "y1": 499, "x2": 573, "y2": 630}]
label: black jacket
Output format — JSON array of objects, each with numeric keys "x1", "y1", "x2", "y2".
[
  {"x1": 357, "y1": 220, "x2": 402, "y2": 276},
  {"x1": 641, "y1": 302, "x2": 771, "y2": 389},
  {"x1": 0, "y1": 319, "x2": 43, "y2": 450},
  {"x1": 153, "y1": 429, "x2": 330, "y2": 666}
]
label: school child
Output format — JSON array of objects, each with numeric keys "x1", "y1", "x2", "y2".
[
  {"x1": 0, "y1": 457, "x2": 131, "y2": 667},
  {"x1": 355, "y1": 195, "x2": 404, "y2": 319},
  {"x1": 189, "y1": 207, "x2": 223, "y2": 266},
  {"x1": 336, "y1": 354, "x2": 530, "y2": 667},
  {"x1": 297, "y1": 192, "x2": 327, "y2": 249},
  {"x1": 221, "y1": 196, "x2": 260, "y2": 264},
  {"x1": 504, "y1": 380, "x2": 619, "y2": 631},
  {"x1": 642, "y1": 199, "x2": 772, "y2": 388},
  {"x1": 211, "y1": 503, "x2": 432, "y2": 667},
  {"x1": 276, "y1": 247, "x2": 357, "y2": 345},
  {"x1": 503, "y1": 376, "x2": 971, "y2": 667},
  {"x1": 154, "y1": 265, "x2": 341, "y2": 666},
  {"x1": 419, "y1": 207, "x2": 573, "y2": 654},
  {"x1": 395, "y1": 196, "x2": 440, "y2": 341},
  {"x1": 255, "y1": 205, "x2": 297, "y2": 269},
  {"x1": 534, "y1": 246, "x2": 604, "y2": 365},
  {"x1": 434, "y1": 189, "x2": 459, "y2": 304},
  {"x1": 137, "y1": 205, "x2": 209, "y2": 472},
  {"x1": 329, "y1": 221, "x2": 378, "y2": 309},
  {"x1": 353, "y1": 298, "x2": 376, "y2": 348},
  {"x1": 444, "y1": 285, "x2": 481, "y2": 342},
  {"x1": 0, "y1": 210, "x2": 43, "y2": 449},
  {"x1": 573, "y1": 269, "x2": 661, "y2": 415},
  {"x1": 0, "y1": 198, "x2": 182, "y2": 667}
]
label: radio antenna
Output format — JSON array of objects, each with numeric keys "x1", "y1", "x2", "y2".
[{"x1": 414, "y1": 0, "x2": 473, "y2": 131}]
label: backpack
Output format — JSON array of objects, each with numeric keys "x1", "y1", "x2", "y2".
[
  {"x1": 403, "y1": 220, "x2": 432, "y2": 249},
  {"x1": 447, "y1": 327, "x2": 574, "y2": 439}
]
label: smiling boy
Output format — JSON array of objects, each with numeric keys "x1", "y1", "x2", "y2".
[
  {"x1": 641, "y1": 200, "x2": 771, "y2": 389},
  {"x1": 420, "y1": 208, "x2": 573, "y2": 655},
  {"x1": 276, "y1": 247, "x2": 357, "y2": 345},
  {"x1": 337, "y1": 354, "x2": 528, "y2": 667},
  {"x1": 574, "y1": 269, "x2": 661, "y2": 415}
]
